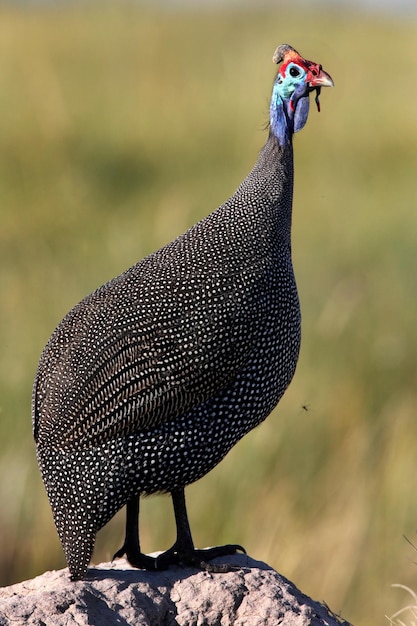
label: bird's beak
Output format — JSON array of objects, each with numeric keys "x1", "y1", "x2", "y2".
[
  {"x1": 306, "y1": 66, "x2": 334, "y2": 112},
  {"x1": 308, "y1": 68, "x2": 334, "y2": 89}
]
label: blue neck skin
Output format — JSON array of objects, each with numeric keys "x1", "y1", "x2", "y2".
[{"x1": 269, "y1": 80, "x2": 310, "y2": 146}]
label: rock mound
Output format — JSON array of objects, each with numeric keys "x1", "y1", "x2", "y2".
[{"x1": 0, "y1": 553, "x2": 352, "y2": 625}]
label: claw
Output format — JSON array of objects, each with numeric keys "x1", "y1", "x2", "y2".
[
  {"x1": 112, "y1": 542, "x2": 158, "y2": 570},
  {"x1": 112, "y1": 547, "x2": 125, "y2": 562},
  {"x1": 154, "y1": 543, "x2": 246, "y2": 572}
]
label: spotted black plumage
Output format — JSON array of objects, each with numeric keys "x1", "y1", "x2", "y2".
[{"x1": 32, "y1": 44, "x2": 333, "y2": 580}]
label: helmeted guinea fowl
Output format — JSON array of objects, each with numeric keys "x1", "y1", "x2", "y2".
[{"x1": 32, "y1": 44, "x2": 333, "y2": 580}]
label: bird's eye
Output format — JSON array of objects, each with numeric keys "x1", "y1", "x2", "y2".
[{"x1": 289, "y1": 66, "x2": 301, "y2": 78}]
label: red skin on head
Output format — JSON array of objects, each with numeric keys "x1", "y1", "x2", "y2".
[
  {"x1": 278, "y1": 50, "x2": 325, "y2": 113},
  {"x1": 279, "y1": 50, "x2": 324, "y2": 84}
]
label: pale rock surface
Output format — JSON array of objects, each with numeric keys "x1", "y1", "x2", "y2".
[{"x1": 0, "y1": 553, "x2": 352, "y2": 625}]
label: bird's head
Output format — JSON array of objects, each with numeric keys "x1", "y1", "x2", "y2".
[{"x1": 270, "y1": 44, "x2": 334, "y2": 145}]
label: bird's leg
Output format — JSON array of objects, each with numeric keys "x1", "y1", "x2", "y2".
[
  {"x1": 155, "y1": 488, "x2": 246, "y2": 572},
  {"x1": 112, "y1": 494, "x2": 156, "y2": 569}
]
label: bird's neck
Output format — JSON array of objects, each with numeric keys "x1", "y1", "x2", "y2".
[{"x1": 236, "y1": 131, "x2": 294, "y2": 247}]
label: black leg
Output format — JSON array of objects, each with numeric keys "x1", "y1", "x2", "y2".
[
  {"x1": 112, "y1": 495, "x2": 156, "y2": 569},
  {"x1": 172, "y1": 487, "x2": 194, "y2": 552},
  {"x1": 155, "y1": 488, "x2": 246, "y2": 572}
]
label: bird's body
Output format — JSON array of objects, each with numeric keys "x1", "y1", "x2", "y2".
[{"x1": 33, "y1": 45, "x2": 333, "y2": 580}]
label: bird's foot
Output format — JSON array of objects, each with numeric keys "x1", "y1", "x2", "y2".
[
  {"x1": 112, "y1": 543, "x2": 157, "y2": 570},
  {"x1": 155, "y1": 543, "x2": 246, "y2": 573}
]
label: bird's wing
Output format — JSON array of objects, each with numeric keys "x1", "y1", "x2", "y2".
[{"x1": 33, "y1": 250, "x2": 269, "y2": 450}]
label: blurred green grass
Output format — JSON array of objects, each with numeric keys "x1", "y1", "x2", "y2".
[{"x1": 0, "y1": 3, "x2": 416, "y2": 623}]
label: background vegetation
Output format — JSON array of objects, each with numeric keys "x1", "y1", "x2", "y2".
[{"x1": 0, "y1": 3, "x2": 416, "y2": 623}]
